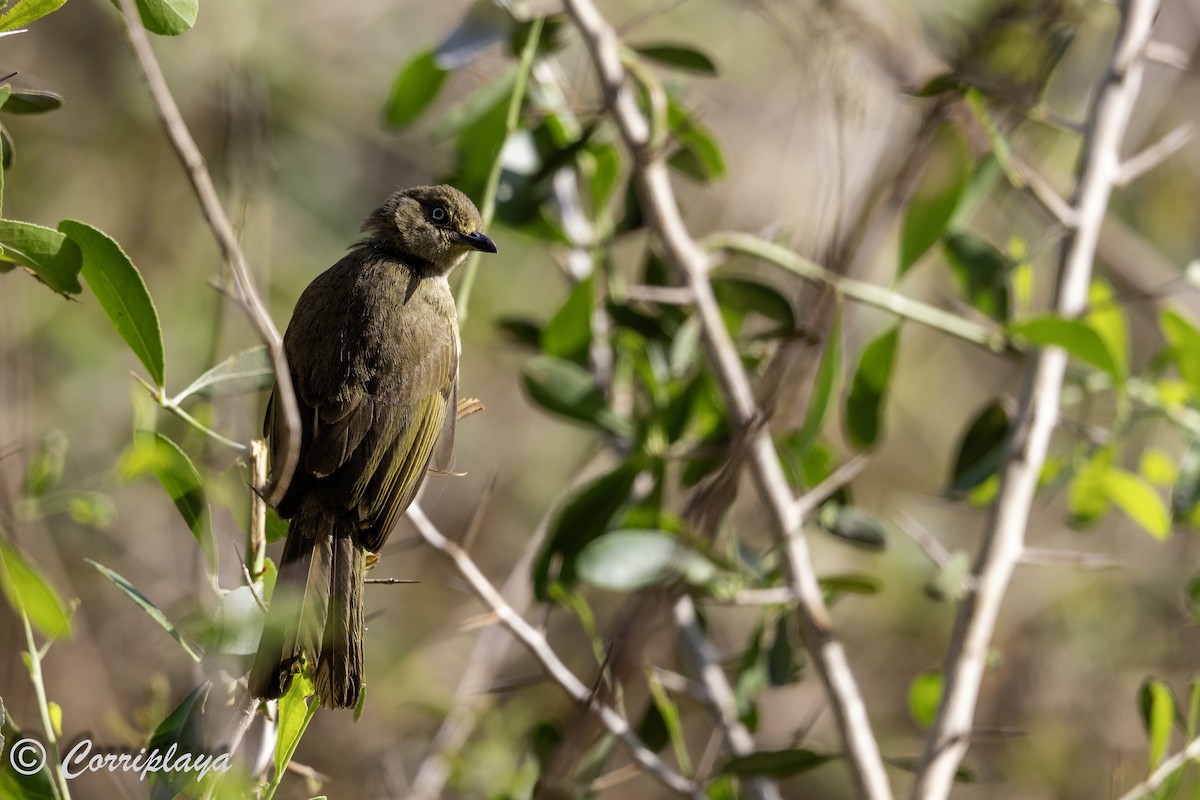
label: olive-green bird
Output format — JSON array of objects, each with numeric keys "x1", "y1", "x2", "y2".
[{"x1": 249, "y1": 185, "x2": 497, "y2": 708}]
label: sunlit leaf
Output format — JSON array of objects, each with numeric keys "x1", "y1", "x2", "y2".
[
  {"x1": 577, "y1": 529, "x2": 715, "y2": 591},
  {"x1": 898, "y1": 123, "x2": 970, "y2": 276},
  {"x1": 1140, "y1": 449, "x2": 1177, "y2": 487},
  {"x1": 1087, "y1": 280, "x2": 1128, "y2": 380},
  {"x1": 384, "y1": 49, "x2": 449, "y2": 130},
  {"x1": 908, "y1": 670, "x2": 943, "y2": 729},
  {"x1": 60, "y1": 220, "x2": 166, "y2": 388},
  {"x1": 1104, "y1": 468, "x2": 1170, "y2": 541},
  {"x1": 21, "y1": 428, "x2": 67, "y2": 499},
  {"x1": 1172, "y1": 439, "x2": 1200, "y2": 523},
  {"x1": 86, "y1": 559, "x2": 201, "y2": 662},
  {"x1": 175, "y1": 346, "x2": 272, "y2": 402},
  {"x1": 845, "y1": 326, "x2": 899, "y2": 449},
  {"x1": 1160, "y1": 310, "x2": 1200, "y2": 394},
  {"x1": 274, "y1": 672, "x2": 317, "y2": 782},
  {"x1": 633, "y1": 42, "x2": 718, "y2": 76},
  {"x1": 0, "y1": 534, "x2": 71, "y2": 639},
  {"x1": 1008, "y1": 316, "x2": 1120, "y2": 380},
  {"x1": 0, "y1": 0, "x2": 68, "y2": 32},
  {"x1": 134, "y1": 0, "x2": 199, "y2": 36},
  {"x1": 1138, "y1": 678, "x2": 1175, "y2": 770},
  {"x1": 0, "y1": 219, "x2": 82, "y2": 294},
  {"x1": 0, "y1": 88, "x2": 63, "y2": 115}
]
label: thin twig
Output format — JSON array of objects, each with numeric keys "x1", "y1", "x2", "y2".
[
  {"x1": 115, "y1": 0, "x2": 298, "y2": 505},
  {"x1": 894, "y1": 513, "x2": 953, "y2": 569},
  {"x1": 1116, "y1": 735, "x2": 1200, "y2": 800},
  {"x1": 1115, "y1": 123, "x2": 1193, "y2": 187},
  {"x1": 406, "y1": 503, "x2": 703, "y2": 799},
  {"x1": 911, "y1": 2, "x2": 1161, "y2": 797},
  {"x1": 560, "y1": 1, "x2": 893, "y2": 796},
  {"x1": 675, "y1": 596, "x2": 782, "y2": 800},
  {"x1": 1019, "y1": 547, "x2": 1123, "y2": 570},
  {"x1": 794, "y1": 453, "x2": 869, "y2": 520},
  {"x1": 1008, "y1": 153, "x2": 1078, "y2": 228}
]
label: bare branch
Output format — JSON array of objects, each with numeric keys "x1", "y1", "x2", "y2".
[
  {"x1": 1116, "y1": 123, "x2": 1193, "y2": 187},
  {"x1": 894, "y1": 513, "x2": 953, "y2": 570},
  {"x1": 1144, "y1": 40, "x2": 1191, "y2": 70},
  {"x1": 561, "y1": 1, "x2": 893, "y2": 796},
  {"x1": 674, "y1": 596, "x2": 782, "y2": 800},
  {"x1": 794, "y1": 453, "x2": 870, "y2": 521},
  {"x1": 1116, "y1": 735, "x2": 1200, "y2": 800},
  {"x1": 115, "y1": 0, "x2": 299, "y2": 507},
  {"x1": 1008, "y1": 153, "x2": 1079, "y2": 229},
  {"x1": 911, "y1": 1, "x2": 1162, "y2": 796},
  {"x1": 1019, "y1": 547, "x2": 1123, "y2": 570},
  {"x1": 407, "y1": 503, "x2": 704, "y2": 799}
]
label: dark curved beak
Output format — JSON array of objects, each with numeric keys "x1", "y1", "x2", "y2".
[{"x1": 458, "y1": 230, "x2": 498, "y2": 254}]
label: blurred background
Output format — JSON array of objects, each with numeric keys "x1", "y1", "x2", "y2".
[{"x1": 2, "y1": 0, "x2": 1200, "y2": 798}]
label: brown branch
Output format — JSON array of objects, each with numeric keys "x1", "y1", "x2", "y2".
[
  {"x1": 115, "y1": 0, "x2": 299, "y2": 507},
  {"x1": 560, "y1": 0, "x2": 892, "y2": 796}
]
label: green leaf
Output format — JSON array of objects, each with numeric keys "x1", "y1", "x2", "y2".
[
  {"x1": 582, "y1": 141, "x2": 622, "y2": 214},
  {"x1": 0, "y1": 88, "x2": 63, "y2": 115},
  {"x1": 0, "y1": 0, "x2": 68, "y2": 31},
  {"x1": 816, "y1": 505, "x2": 887, "y2": 550},
  {"x1": 1138, "y1": 677, "x2": 1175, "y2": 769},
  {"x1": 1172, "y1": 439, "x2": 1200, "y2": 523},
  {"x1": 711, "y1": 275, "x2": 796, "y2": 334},
  {"x1": 435, "y1": 0, "x2": 511, "y2": 69},
  {"x1": 1103, "y1": 468, "x2": 1171, "y2": 540},
  {"x1": 766, "y1": 613, "x2": 802, "y2": 685},
  {"x1": 522, "y1": 355, "x2": 633, "y2": 438},
  {"x1": 0, "y1": 219, "x2": 82, "y2": 294},
  {"x1": 942, "y1": 231, "x2": 1012, "y2": 322},
  {"x1": 720, "y1": 748, "x2": 833, "y2": 778},
  {"x1": 1140, "y1": 449, "x2": 1177, "y2": 487},
  {"x1": 59, "y1": 219, "x2": 165, "y2": 388},
  {"x1": 541, "y1": 275, "x2": 593, "y2": 364},
  {"x1": 819, "y1": 572, "x2": 883, "y2": 598},
  {"x1": 926, "y1": 550, "x2": 972, "y2": 602},
  {"x1": 1087, "y1": 280, "x2": 1128, "y2": 380},
  {"x1": 948, "y1": 400, "x2": 1010, "y2": 494},
  {"x1": 633, "y1": 43, "x2": 718, "y2": 75},
  {"x1": 0, "y1": 700, "x2": 60, "y2": 800},
  {"x1": 120, "y1": 432, "x2": 216, "y2": 569},
  {"x1": 1161, "y1": 310, "x2": 1200, "y2": 393},
  {"x1": 87, "y1": 559, "x2": 202, "y2": 662},
  {"x1": 384, "y1": 49, "x2": 449, "y2": 130},
  {"x1": 1008, "y1": 316, "x2": 1120, "y2": 380},
  {"x1": 908, "y1": 670, "x2": 943, "y2": 729},
  {"x1": 533, "y1": 461, "x2": 641, "y2": 599},
  {"x1": 898, "y1": 123, "x2": 970, "y2": 276},
  {"x1": 21, "y1": 428, "x2": 67, "y2": 499},
  {"x1": 647, "y1": 670, "x2": 692, "y2": 775},
  {"x1": 793, "y1": 307, "x2": 841, "y2": 457},
  {"x1": 666, "y1": 94, "x2": 725, "y2": 183},
  {"x1": 66, "y1": 491, "x2": 117, "y2": 529},
  {"x1": 0, "y1": 124, "x2": 13, "y2": 172},
  {"x1": 845, "y1": 326, "x2": 899, "y2": 449},
  {"x1": 275, "y1": 672, "x2": 317, "y2": 781},
  {"x1": 147, "y1": 682, "x2": 210, "y2": 800},
  {"x1": 175, "y1": 346, "x2": 272, "y2": 403},
  {"x1": 0, "y1": 533, "x2": 71, "y2": 639},
  {"x1": 496, "y1": 316, "x2": 543, "y2": 349},
  {"x1": 576, "y1": 529, "x2": 715, "y2": 592},
  {"x1": 1069, "y1": 450, "x2": 1112, "y2": 527},
  {"x1": 1184, "y1": 573, "x2": 1200, "y2": 624},
  {"x1": 132, "y1": 0, "x2": 198, "y2": 36}
]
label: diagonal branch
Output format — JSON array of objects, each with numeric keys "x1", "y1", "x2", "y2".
[
  {"x1": 406, "y1": 503, "x2": 704, "y2": 799},
  {"x1": 561, "y1": 1, "x2": 893, "y2": 797},
  {"x1": 911, "y1": 1, "x2": 1162, "y2": 797},
  {"x1": 115, "y1": 0, "x2": 299, "y2": 506}
]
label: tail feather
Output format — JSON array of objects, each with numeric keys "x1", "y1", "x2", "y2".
[
  {"x1": 248, "y1": 499, "x2": 333, "y2": 700},
  {"x1": 314, "y1": 527, "x2": 365, "y2": 708}
]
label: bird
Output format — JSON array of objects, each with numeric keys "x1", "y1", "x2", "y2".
[{"x1": 249, "y1": 184, "x2": 497, "y2": 709}]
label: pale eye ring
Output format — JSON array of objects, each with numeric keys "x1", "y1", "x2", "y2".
[{"x1": 431, "y1": 206, "x2": 447, "y2": 223}]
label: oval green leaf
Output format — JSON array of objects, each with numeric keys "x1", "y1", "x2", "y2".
[
  {"x1": 845, "y1": 325, "x2": 899, "y2": 449},
  {"x1": 720, "y1": 748, "x2": 833, "y2": 778},
  {"x1": 633, "y1": 43, "x2": 719, "y2": 76},
  {"x1": 385, "y1": 49, "x2": 449, "y2": 130},
  {"x1": 577, "y1": 529, "x2": 715, "y2": 592},
  {"x1": 1008, "y1": 316, "x2": 1120, "y2": 381},
  {"x1": 522, "y1": 355, "x2": 633, "y2": 438},
  {"x1": 0, "y1": 0, "x2": 69, "y2": 32},
  {"x1": 0, "y1": 88, "x2": 63, "y2": 115},
  {"x1": 541, "y1": 275, "x2": 593, "y2": 364},
  {"x1": 121, "y1": 431, "x2": 216, "y2": 569},
  {"x1": 908, "y1": 669, "x2": 943, "y2": 729},
  {"x1": 949, "y1": 400, "x2": 1010, "y2": 494},
  {"x1": 60, "y1": 219, "x2": 165, "y2": 388},
  {"x1": 666, "y1": 94, "x2": 725, "y2": 183},
  {"x1": 147, "y1": 682, "x2": 210, "y2": 799},
  {"x1": 1103, "y1": 468, "x2": 1171, "y2": 541},
  {"x1": 0, "y1": 219, "x2": 82, "y2": 294},
  {"x1": 133, "y1": 0, "x2": 197, "y2": 36},
  {"x1": 175, "y1": 345, "x2": 273, "y2": 403},
  {"x1": 1138, "y1": 677, "x2": 1175, "y2": 769},
  {"x1": 816, "y1": 505, "x2": 887, "y2": 550},
  {"x1": 942, "y1": 231, "x2": 1012, "y2": 322}
]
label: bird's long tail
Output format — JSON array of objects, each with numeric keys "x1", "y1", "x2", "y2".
[{"x1": 248, "y1": 496, "x2": 365, "y2": 709}]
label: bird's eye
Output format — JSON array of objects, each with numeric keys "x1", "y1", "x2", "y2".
[{"x1": 431, "y1": 206, "x2": 448, "y2": 223}]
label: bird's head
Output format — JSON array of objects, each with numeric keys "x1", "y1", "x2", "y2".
[{"x1": 362, "y1": 184, "x2": 498, "y2": 276}]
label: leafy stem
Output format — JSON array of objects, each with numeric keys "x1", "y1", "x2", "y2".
[{"x1": 20, "y1": 612, "x2": 71, "y2": 800}]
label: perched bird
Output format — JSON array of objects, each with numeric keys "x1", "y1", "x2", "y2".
[{"x1": 249, "y1": 184, "x2": 497, "y2": 708}]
